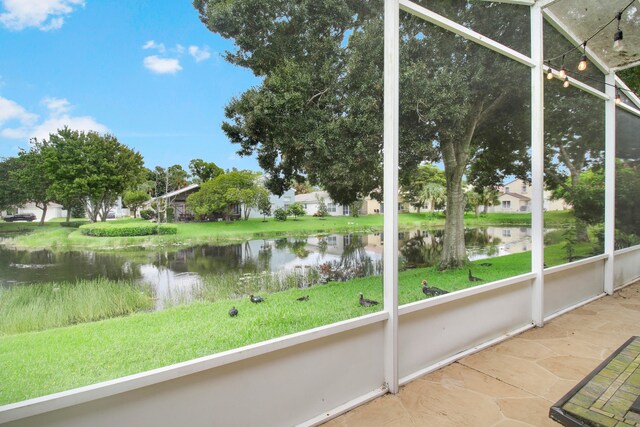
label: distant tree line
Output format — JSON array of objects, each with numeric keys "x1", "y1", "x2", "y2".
[{"x1": 0, "y1": 127, "x2": 145, "y2": 224}]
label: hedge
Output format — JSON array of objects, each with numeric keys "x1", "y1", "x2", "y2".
[
  {"x1": 59, "y1": 221, "x2": 90, "y2": 228},
  {"x1": 79, "y1": 223, "x2": 177, "y2": 237}
]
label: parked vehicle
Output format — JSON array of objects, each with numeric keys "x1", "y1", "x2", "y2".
[{"x1": 3, "y1": 213, "x2": 37, "y2": 222}]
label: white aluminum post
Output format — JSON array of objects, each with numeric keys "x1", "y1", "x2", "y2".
[
  {"x1": 383, "y1": 0, "x2": 399, "y2": 394},
  {"x1": 604, "y1": 73, "x2": 616, "y2": 295},
  {"x1": 531, "y1": 2, "x2": 545, "y2": 327}
]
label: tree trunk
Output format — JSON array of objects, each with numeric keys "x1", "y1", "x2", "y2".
[
  {"x1": 439, "y1": 175, "x2": 467, "y2": 270},
  {"x1": 39, "y1": 203, "x2": 48, "y2": 226},
  {"x1": 438, "y1": 101, "x2": 485, "y2": 270},
  {"x1": 66, "y1": 208, "x2": 72, "y2": 222}
]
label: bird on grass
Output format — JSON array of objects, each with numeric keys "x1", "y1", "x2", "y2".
[
  {"x1": 359, "y1": 292, "x2": 379, "y2": 307},
  {"x1": 421, "y1": 279, "x2": 448, "y2": 297},
  {"x1": 250, "y1": 294, "x2": 266, "y2": 303},
  {"x1": 228, "y1": 307, "x2": 238, "y2": 317},
  {"x1": 296, "y1": 295, "x2": 309, "y2": 302},
  {"x1": 468, "y1": 269, "x2": 483, "y2": 282}
]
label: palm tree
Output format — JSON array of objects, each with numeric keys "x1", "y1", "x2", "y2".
[{"x1": 421, "y1": 183, "x2": 446, "y2": 213}]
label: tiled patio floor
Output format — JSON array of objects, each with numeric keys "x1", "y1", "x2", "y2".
[{"x1": 323, "y1": 281, "x2": 640, "y2": 427}]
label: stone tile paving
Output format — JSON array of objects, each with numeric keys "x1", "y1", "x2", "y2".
[
  {"x1": 553, "y1": 336, "x2": 640, "y2": 427},
  {"x1": 323, "y1": 282, "x2": 640, "y2": 427}
]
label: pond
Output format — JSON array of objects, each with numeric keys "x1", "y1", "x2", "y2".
[{"x1": 0, "y1": 226, "x2": 532, "y2": 308}]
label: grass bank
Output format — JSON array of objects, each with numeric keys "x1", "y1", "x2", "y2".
[
  {"x1": 0, "y1": 239, "x2": 597, "y2": 405},
  {"x1": 1, "y1": 211, "x2": 575, "y2": 251}
]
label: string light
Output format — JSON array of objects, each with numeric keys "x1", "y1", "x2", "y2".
[
  {"x1": 614, "y1": 12, "x2": 624, "y2": 52},
  {"x1": 615, "y1": 89, "x2": 622, "y2": 105},
  {"x1": 559, "y1": 56, "x2": 567, "y2": 79},
  {"x1": 547, "y1": 69, "x2": 554, "y2": 80},
  {"x1": 544, "y1": 0, "x2": 634, "y2": 82},
  {"x1": 563, "y1": 76, "x2": 570, "y2": 88},
  {"x1": 578, "y1": 43, "x2": 588, "y2": 71}
]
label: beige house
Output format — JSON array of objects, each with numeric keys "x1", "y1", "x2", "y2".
[{"x1": 486, "y1": 178, "x2": 569, "y2": 213}]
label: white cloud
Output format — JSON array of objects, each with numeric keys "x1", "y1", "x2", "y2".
[
  {"x1": 188, "y1": 45, "x2": 211, "y2": 63},
  {"x1": 0, "y1": 96, "x2": 107, "y2": 141},
  {"x1": 42, "y1": 97, "x2": 71, "y2": 116},
  {"x1": 0, "y1": 0, "x2": 84, "y2": 31},
  {"x1": 30, "y1": 114, "x2": 108, "y2": 141},
  {"x1": 143, "y1": 55, "x2": 182, "y2": 74},
  {"x1": 142, "y1": 40, "x2": 166, "y2": 53},
  {"x1": 0, "y1": 96, "x2": 38, "y2": 126}
]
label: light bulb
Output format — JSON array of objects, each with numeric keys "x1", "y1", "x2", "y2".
[
  {"x1": 614, "y1": 30, "x2": 624, "y2": 52},
  {"x1": 615, "y1": 94, "x2": 622, "y2": 105},
  {"x1": 547, "y1": 70, "x2": 554, "y2": 80},
  {"x1": 559, "y1": 65, "x2": 567, "y2": 79},
  {"x1": 563, "y1": 77, "x2": 570, "y2": 88},
  {"x1": 578, "y1": 55, "x2": 588, "y2": 71}
]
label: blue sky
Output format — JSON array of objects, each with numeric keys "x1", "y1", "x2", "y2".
[{"x1": 0, "y1": 0, "x2": 261, "y2": 172}]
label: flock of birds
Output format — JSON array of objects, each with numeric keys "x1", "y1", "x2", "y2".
[{"x1": 229, "y1": 266, "x2": 491, "y2": 316}]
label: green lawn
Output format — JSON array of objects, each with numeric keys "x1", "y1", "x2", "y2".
[
  {"x1": 0, "y1": 240, "x2": 597, "y2": 406},
  {"x1": 1, "y1": 211, "x2": 575, "y2": 251}
]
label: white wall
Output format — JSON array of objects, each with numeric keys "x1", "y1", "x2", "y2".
[{"x1": 614, "y1": 246, "x2": 640, "y2": 290}]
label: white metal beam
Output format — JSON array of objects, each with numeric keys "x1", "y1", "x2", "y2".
[
  {"x1": 604, "y1": 72, "x2": 616, "y2": 295},
  {"x1": 536, "y1": 0, "x2": 562, "y2": 8},
  {"x1": 543, "y1": 66, "x2": 609, "y2": 101},
  {"x1": 612, "y1": 60, "x2": 640, "y2": 72},
  {"x1": 531, "y1": 2, "x2": 545, "y2": 327},
  {"x1": 617, "y1": 102, "x2": 640, "y2": 118},
  {"x1": 615, "y1": 76, "x2": 640, "y2": 110},
  {"x1": 479, "y1": 0, "x2": 534, "y2": 5},
  {"x1": 383, "y1": 0, "x2": 400, "y2": 395},
  {"x1": 399, "y1": 0, "x2": 535, "y2": 67}
]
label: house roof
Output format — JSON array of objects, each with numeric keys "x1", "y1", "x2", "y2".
[
  {"x1": 150, "y1": 183, "x2": 200, "y2": 202},
  {"x1": 295, "y1": 191, "x2": 330, "y2": 203},
  {"x1": 500, "y1": 192, "x2": 531, "y2": 202}
]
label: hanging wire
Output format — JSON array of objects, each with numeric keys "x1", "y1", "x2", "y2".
[
  {"x1": 543, "y1": 0, "x2": 638, "y2": 98},
  {"x1": 545, "y1": 0, "x2": 635, "y2": 63}
]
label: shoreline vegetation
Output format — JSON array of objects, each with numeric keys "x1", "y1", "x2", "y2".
[
  {"x1": 0, "y1": 211, "x2": 592, "y2": 405},
  {"x1": 0, "y1": 211, "x2": 575, "y2": 251}
]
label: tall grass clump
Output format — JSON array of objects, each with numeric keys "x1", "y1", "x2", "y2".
[{"x1": 0, "y1": 279, "x2": 154, "y2": 334}]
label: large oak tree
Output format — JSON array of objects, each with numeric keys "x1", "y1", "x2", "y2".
[{"x1": 195, "y1": 0, "x2": 531, "y2": 269}]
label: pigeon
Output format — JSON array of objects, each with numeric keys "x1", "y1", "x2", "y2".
[
  {"x1": 250, "y1": 294, "x2": 266, "y2": 303},
  {"x1": 228, "y1": 307, "x2": 238, "y2": 317},
  {"x1": 359, "y1": 292, "x2": 379, "y2": 307},
  {"x1": 468, "y1": 269, "x2": 483, "y2": 282},
  {"x1": 479, "y1": 262, "x2": 493, "y2": 267},
  {"x1": 421, "y1": 279, "x2": 448, "y2": 297},
  {"x1": 296, "y1": 295, "x2": 309, "y2": 301}
]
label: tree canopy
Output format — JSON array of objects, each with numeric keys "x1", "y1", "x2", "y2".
[{"x1": 195, "y1": 0, "x2": 532, "y2": 269}]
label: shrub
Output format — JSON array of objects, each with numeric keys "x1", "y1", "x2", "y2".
[
  {"x1": 140, "y1": 209, "x2": 155, "y2": 220},
  {"x1": 158, "y1": 224, "x2": 178, "y2": 235},
  {"x1": 79, "y1": 223, "x2": 177, "y2": 237},
  {"x1": 59, "y1": 220, "x2": 90, "y2": 228},
  {"x1": 273, "y1": 207, "x2": 288, "y2": 221},
  {"x1": 316, "y1": 196, "x2": 329, "y2": 218},
  {"x1": 287, "y1": 203, "x2": 305, "y2": 220}
]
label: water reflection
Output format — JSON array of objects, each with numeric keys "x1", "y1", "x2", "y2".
[{"x1": 0, "y1": 226, "x2": 533, "y2": 307}]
